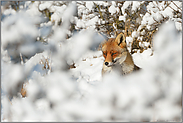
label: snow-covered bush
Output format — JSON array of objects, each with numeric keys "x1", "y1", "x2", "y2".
[{"x1": 1, "y1": 1, "x2": 182, "y2": 122}]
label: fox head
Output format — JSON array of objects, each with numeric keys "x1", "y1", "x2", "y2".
[{"x1": 102, "y1": 32, "x2": 128, "y2": 67}]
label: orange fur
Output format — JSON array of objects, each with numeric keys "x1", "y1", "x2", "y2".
[{"x1": 102, "y1": 33, "x2": 140, "y2": 75}]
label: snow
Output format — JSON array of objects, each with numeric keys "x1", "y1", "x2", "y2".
[
  {"x1": 109, "y1": 4, "x2": 119, "y2": 15},
  {"x1": 3, "y1": 8, "x2": 16, "y2": 15},
  {"x1": 126, "y1": 36, "x2": 133, "y2": 51},
  {"x1": 93, "y1": 1, "x2": 109, "y2": 7},
  {"x1": 39, "y1": 1, "x2": 52, "y2": 11},
  {"x1": 66, "y1": 29, "x2": 94, "y2": 62},
  {"x1": 1, "y1": 11, "x2": 39, "y2": 49},
  {"x1": 85, "y1": 16, "x2": 99, "y2": 28},
  {"x1": 153, "y1": 11, "x2": 163, "y2": 22},
  {"x1": 132, "y1": 31, "x2": 140, "y2": 38},
  {"x1": 76, "y1": 19, "x2": 85, "y2": 28},
  {"x1": 62, "y1": 2, "x2": 76, "y2": 23},
  {"x1": 119, "y1": 15, "x2": 125, "y2": 21},
  {"x1": 1, "y1": 63, "x2": 25, "y2": 99},
  {"x1": 121, "y1": 1, "x2": 132, "y2": 14},
  {"x1": 132, "y1": 1, "x2": 141, "y2": 12},
  {"x1": 70, "y1": 51, "x2": 103, "y2": 82},
  {"x1": 51, "y1": 12, "x2": 61, "y2": 23},
  {"x1": 153, "y1": 21, "x2": 178, "y2": 51},
  {"x1": 26, "y1": 1, "x2": 42, "y2": 17},
  {"x1": 175, "y1": 21, "x2": 182, "y2": 31},
  {"x1": 132, "y1": 48, "x2": 153, "y2": 69},
  {"x1": 154, "y1": 99, "x2": 181, "y2": 121},
  {"x1": 39, "y1": 25, "x2": 52, "y2": 38},
  {"x1": 162, "y1": 7, "x2": 173, "y2": 18},
  {"x1": 1, "y1": 1, "x2": 182, "y2": 122},
  {"x1": 86, "y1": 2, "x2": 94, "y2": 11}
]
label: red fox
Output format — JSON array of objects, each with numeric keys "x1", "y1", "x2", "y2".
[{"x1": 102, "y1": 32, "x2": 140, "y2": 75}]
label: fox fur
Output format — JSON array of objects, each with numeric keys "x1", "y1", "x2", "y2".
[{"x1": 101, "y1": 32, "x2": 140, "y2": 76}]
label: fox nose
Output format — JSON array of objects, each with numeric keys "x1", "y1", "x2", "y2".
[{"x1": 105, "y1": 62, "x2": 109, "y2": 66}]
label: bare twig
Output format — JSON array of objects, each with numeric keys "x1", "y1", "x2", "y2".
[
  {"x1": 94, "y1": 2, "x2": 104, "y2": 20},
  {"x1": 20, "y1": 53, "x2": 24, "y2": 65},
  {"x1": 172, "y1": 1, "x2": 182, "y2": 11},
  {"x1": 168, "y1": 4, "x2": 177, "y2": 12}
]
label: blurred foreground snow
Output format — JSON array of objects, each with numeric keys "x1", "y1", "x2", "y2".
[{"x1": 1, "y1": 1, "x2": 182, "y2": 122}]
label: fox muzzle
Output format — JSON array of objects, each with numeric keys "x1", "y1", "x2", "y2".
[{"x1": 104, "y1": 61, "x2": 113, "y2": 67}]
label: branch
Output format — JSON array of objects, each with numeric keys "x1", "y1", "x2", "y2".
[
  {"x1": 94, "y1": 2, "x2": 104, "y2": 20},
  {"x1": 172, "y1": 1, "x2": 182, "y2": 11}
]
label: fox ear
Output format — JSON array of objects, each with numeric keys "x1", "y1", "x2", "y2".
[{"x1": 115, "y1": 33, "x2": 126, "y2": 48}]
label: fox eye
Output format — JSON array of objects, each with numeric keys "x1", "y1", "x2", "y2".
[
  {"x1": 112, "y1": 52, "x2": 118, "y2": 56},
  {"x1": 103, "y1": 52, "x2": 107, "y2": 57}
]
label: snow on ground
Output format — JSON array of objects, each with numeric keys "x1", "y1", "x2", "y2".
[
  {"x1": 70, "y1": 50, "x2": 104, "y2": 83},
  {"x1": 1, "y1": 1, "x2": 182, "y2": 122},
  {"x1": 132, "y1": 48, "x2": 153, "y2": 69}
]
